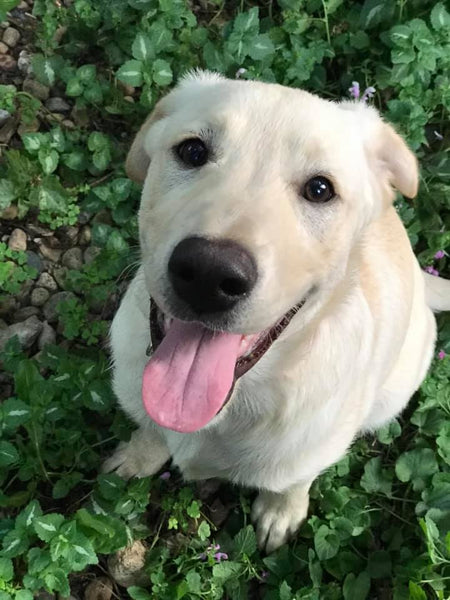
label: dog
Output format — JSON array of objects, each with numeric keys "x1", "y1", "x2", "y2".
[{"x1": 104, "y1": 71, "x2": 450, "y2": 553}]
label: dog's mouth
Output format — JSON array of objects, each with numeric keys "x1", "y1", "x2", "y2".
[{"x1": 142, "y1": 298, "x2": 305, "y2": 434}]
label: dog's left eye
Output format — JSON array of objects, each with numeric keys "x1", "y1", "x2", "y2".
[
  {"x1": 303, "y1": 176, "x2": 335, "y2": 203},
  {"x1": 175, "y1": 138, "x2": 209, "y2": 168}
]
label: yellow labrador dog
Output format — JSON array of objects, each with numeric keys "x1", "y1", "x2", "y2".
[{"x1": 105, "y1": 71, "x2": 450, "y2": 553}]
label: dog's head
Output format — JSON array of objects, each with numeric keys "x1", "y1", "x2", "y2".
[{"x1": 127, "y1": 71, "x2": 418, "y2": 433}]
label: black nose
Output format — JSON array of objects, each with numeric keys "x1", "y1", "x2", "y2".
[{"x1": 168, "y1": 236, "x2": 257, "y2": 314}]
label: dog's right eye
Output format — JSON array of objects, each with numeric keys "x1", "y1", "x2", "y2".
[{"x1": 175, "y1": 138, "x2": 209, "y2": 168}]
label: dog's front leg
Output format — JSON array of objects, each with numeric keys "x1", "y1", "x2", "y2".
[
  {"x1": 251, "y1": 480, "x2": 313, "y2": 554},
  {"x1": 103, "y1": 423, "x2": 170, "y2": 480}
]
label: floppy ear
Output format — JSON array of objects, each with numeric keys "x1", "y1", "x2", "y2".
[
  {"x1": 341, "y1": 102, "x2": 419, "y2": 200},
  {"x1": 125, "y1": 102, "x2": 166, "y2": 184},
  {"x1": 375, "y1": 120, "x2": 419, "y2": 199}
]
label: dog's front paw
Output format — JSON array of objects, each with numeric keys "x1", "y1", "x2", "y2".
[
  {"x1": 251, "y1": 485, "x2": 310, "y2": 554},
  {"x1": 103, "y1": 428, "x2": 170, "y2": 480}
]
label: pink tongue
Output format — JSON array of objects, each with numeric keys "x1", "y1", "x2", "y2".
[{"x1": 142, "y1": 319, "x2": 242, "y2": 433}]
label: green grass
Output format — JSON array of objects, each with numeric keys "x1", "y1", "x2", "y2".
[{"x1": 0, "y1": 1, "x2": 449, "y2": 598}]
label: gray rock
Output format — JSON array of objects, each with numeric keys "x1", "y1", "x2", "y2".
[
  {"x1": 0, "y1": 319, "x2": 7, "y2": 329},
  {"x1": 17, "y1": 50, "x2": 31, "y2": 74},
  {"x1": 3, "y1": 27, "x2": 20, "y2": 48},
  {"x1": 83, "y1": 246, "x2": 101, "y2": 265},
  {"x1": 43, "y1": 291, "x2": 76, "y2": 323},
  {"x1": 57, "y1": 226, "x2": 78, "y2": 245},
  {"x1": 0, "y1": 316, "x2": 43, "y2": 351},
  {"x1": 62, "y1": 247, "x2": 83, "y2": 270},
  {"x1": 0, "y1": 109, "x2": 10, "y2": 126},
  {"x1": 14, "y1": 306, "x2": 40, "y2": 321},
  {"x1": 0, "y1": 296, "x2": 17, "y2": 316},
  {"x1": 0, "y1": 42, "x2": 8, "y2": 54},
  {"x1": 0, "y1": 114, "x2": 17, "y2": 142},
  {"x1": 39, "y1": 243, "x2": 62, "y2": 263},
  {"x1": 45, "y1": 97, "x2": 71, "y2": 113},
  {"x1": 38, "y1": 321, "x2": 56, "y2": 349},
  {"x1": 17, "y1": 279, "x2": 33, "y2": 305},
  {"x1": 8, "y1": 228, "x2": 27, "y2": 252},
  {"x1": 31, "y1": 287, "x2": 50, "y2": 307},
  {"x1": 108, "y1": 541, "x2": 147, "y2": 588},
  {"x1": 23, "y1": 78, "x2": 49, "y2": 101},
  {"x1": 36, "y1": 272, "x2": 58, "y2": 291},
  {"x1": 79, "y1": 225, "x2": 91, "y2": 246},
  {"x1": 53, "y1": 267, "x2": 68, "y2": 289},
  {"x1": 26, "y1": 250, "x2": 43, "y2": 275}
]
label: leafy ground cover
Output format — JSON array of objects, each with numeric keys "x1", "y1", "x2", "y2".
[{"x1": 0, "y1": 0, "x2": 449, "y2": 598}]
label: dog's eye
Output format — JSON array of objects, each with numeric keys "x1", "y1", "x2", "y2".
[
  {"x1": 175, "y1": 138, "x2": 208, "y2": 167},
  {"x1": 303, "y1": 176, "x2": 335, "y2": 203}
]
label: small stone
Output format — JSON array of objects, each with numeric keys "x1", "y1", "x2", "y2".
[
  {"x1": 18, "y1": 1, "x2": 29, "y2": 9},
  {"x1": 0, "y1": 316, "x2": 43, "y2": 351},
  {"x1": 36, "y1": 272, "x2": 58, "y2": 291},
  {"x1": 39, "y1": 243, "x2": 62, "y2": 263},
  {"x1": 83, "y1": 246, "x2": 101, "y2": 265},
  {"x1": 62, "y1": 247, "x2": 83, "y2": 270},
  {"x1": 84, "y1": 577, "x2": 113, "y2": 600},
  {"x1": 79, "y1": 226, "x2": 91, "y2": 246},
  {"x1": 35, "y1": 592, "x2": 56, "y2": 600},
  {"x1": 0, "y1": 109, "x2": 10, "y2": 126},
  {"x1": 1, "y1": 205, "x2": 18, "y2": 220},
  {"x1": 0, "y1": 115, "x2": 17, "y2": 143},
  {"x1": 17, "y1": 50, "x2": 31, "y2": 74},
  {"x1": 108, "y1": 541, "x2": 147, "y2": 588},
  {"x1": 62, "y1": 119, "x2": 75, "y2": 130},
  {"x1": 17, "y1": 118, "x2": 40, "y2": 136},
  {"x1": 124, "y1": 96, "x2": 134, "y2": 103},
  {"x1": 52, "y1": 267, "x2": 68, "y2": 289},
  {"x1": 8, "y1": 228, "x2": 27, "y2": 251},
  {"x1": 23, "y1": 78, "x2": 50, "y2": 101},
  {"x1": 38, "y1": 321, "x2": 56, "y2": 349},
  {"x1": 14, "y1": 306, "x2": 40, "y2": 321},
  {"x1": 26, "y1": 250, "x2": 44, "y2": 275},
  {"x1": 0, "y1": 55, "x2": 16, "y2": 71},
  {"x1": 119, "y1": 83, "x2": 135, "y2": 96},
  {"x1": 0, "y1": 296, "x2": 17, "y2": 316},
  {"x1": 78, "y1": 211, "x2": 91, "y2": 225},
  {"x1": 43, "y1": 291, "x2": 76, "y2": 323},
  {"x1": 46, "y1": 97, "x2": 70, "y2": 113},
  {"x1": 3, "y1": 27, "x2": 20, "y2": 48},
  {"x1": 70, "y1": 105, "x2": 89, "y2": 128},
  {"x1": 17, "y1": 279, "x2": 33, "y2": 304},
  {"x1": 31, "y1": 287, "x2": 50, "y2": 307},
  {"x1": 0, "y1": 42, "x2": 8, "y2": 54},
  {"x1": 53, "y1": 25, "x2": 67, "y2": 44},
  {"x1": 57, "y1": 226, "x2": 78, "y2": 245}
]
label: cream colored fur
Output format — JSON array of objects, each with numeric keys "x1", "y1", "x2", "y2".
[{"x1": 105, "y1": 72, "x2": 450, "y2": 553}]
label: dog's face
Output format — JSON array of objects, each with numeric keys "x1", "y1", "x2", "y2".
[
  {"x1": 129, "y1": 72, "x2": 418, "y2": 433},
  {"x1": 129, "y1": 72, "x2": 417, "y2": 335}
]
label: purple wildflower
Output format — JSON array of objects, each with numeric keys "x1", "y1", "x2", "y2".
[
  {"x1": 214, "y1": 552, "x2": 228, "y2": 562},
  {"x1": 160, "y1": 471, "x2": 171, "y2": 481},
  {"x1": 425, "y1": 266, "x2": 439, "y2": 277},
  {"x1": 434, "y1": 250, "x2": 445, "y2": 260},
  {"x1": 198, "y1": 544, "x2": 221, "y2": 561},
  {"x1": 438, "y1": 350, "x2": 446, "y2": 360},
  {"x1": 349, "y1": 81, "x2": 360, "y2": 99},
  {"x1": 361, "y1": 86, "x2": 376, "y2": 102}
]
